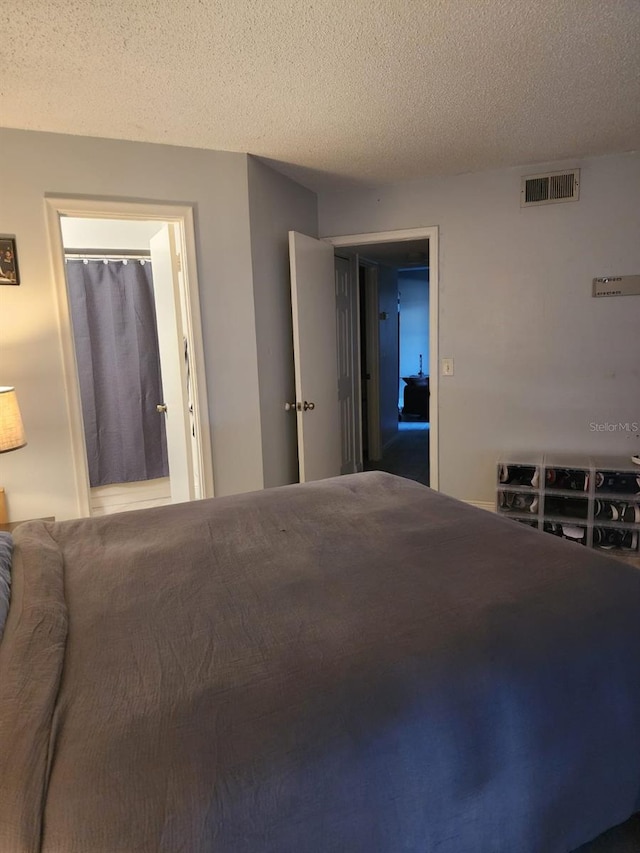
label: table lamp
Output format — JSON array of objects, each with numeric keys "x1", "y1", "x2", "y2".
[{"x1": 0, "y1": 386, "x2": 27, "y2": 524}]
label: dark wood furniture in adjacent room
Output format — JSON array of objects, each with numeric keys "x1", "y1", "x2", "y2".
[{"x1": 402, "y1": 375, "x2": 429, "y2": 420}]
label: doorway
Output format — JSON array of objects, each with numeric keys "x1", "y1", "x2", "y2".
[
  {"x1": 46, "y1": 199, "x2": 214, "y2": 518},
  {"x1": 328, "y1": 227, "x2": 438, "y2": 490},
  {"x1": 359, "y1": 259, "x2": 430, "y2": 487}
]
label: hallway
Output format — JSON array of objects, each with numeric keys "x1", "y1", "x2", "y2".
[{"x1": 364, "y1": 421, "x2": 430, "y2": 487}]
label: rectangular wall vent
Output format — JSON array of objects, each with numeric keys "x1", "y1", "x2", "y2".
[{"x1": 521, "y1": 169, "x2": 580, "y2": 207}]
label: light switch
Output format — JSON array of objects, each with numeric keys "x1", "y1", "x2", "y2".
[{"x1": 441, "y1": 358, "x2": 454, "y2": 376}]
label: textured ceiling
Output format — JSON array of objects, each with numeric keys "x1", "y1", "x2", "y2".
[{"x1": 2, "y1": 1, "x2": 639, "y2": 190}]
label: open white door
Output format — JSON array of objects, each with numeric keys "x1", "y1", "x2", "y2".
[
  {"x1": 289, "y1": 231, "x2": 342, "y2": 482},
  {"x1": 335, "y1": 254, "x2": 362, "y2": 474},
  {"x1": 150, "y1": 224, "x2": 194, "y2": 503}
]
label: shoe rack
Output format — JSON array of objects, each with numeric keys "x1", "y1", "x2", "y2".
[{"x1": 496, "y1": 453, "x2": 640, "y2": 556}]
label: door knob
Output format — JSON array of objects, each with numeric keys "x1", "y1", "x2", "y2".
[
  {"x1": 285, "y1": 401, "x2": 315, "y2": 411},
  {"x1": 156, "y1": 404, "x2": 167, "y2": 413}
]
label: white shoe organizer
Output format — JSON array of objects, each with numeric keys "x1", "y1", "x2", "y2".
[{"x1": 497, "y1": 453, "x2": 640, "y2": 555}]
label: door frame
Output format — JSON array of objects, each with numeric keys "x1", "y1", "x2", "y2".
[
  {"x1": 44, "y1": 196, "x2": 214, "y2": 517},
  {"x1": 325, "y1": 226, "x2": 439, "y2": 490}
]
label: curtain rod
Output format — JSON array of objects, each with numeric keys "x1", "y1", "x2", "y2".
[{"x1": 64, "y1": 249, "x2": 152, "y2": 260}]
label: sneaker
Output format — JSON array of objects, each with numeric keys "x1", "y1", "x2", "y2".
[
  {"x1": 508, "y1": 493, "x2": 538, "y2": 513},
  {"x1": 626, "y1": 531, "x2": 640, "y2": 550},
  {"x1": 619, "y1": 502, "x2": 640, "y2": 523},
  {"x1": 580, "y1": 500, "x2": 640, "y2": 523},
  {"x1": 499, "y1": 491, "x2": 523, "y2": 511},
  {"x1": 500, "y1": 465, "x2": 537, "y2": 486},
  {"x1": 546, "y1": 468, "x2": 588, "y2": 491},
  {"x1": 596, "y1": 471, "x2": 640, "y2": 495},
  {"x1": 561, "y1": 524, "x2": 587, "y2": 544},
  {"x1": 594, "y1": 500, "x2": 620, "y2": 521},
  {"x1": 593, "y1": 528, "x2": 618, "y2": 549},
  {"x1": 594, "y1": 528, "x2": 639, "y2": 550}
]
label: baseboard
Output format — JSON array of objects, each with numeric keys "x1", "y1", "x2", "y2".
[{"x1": 465, "y1": 500, "x2": 495, "y2": 513}]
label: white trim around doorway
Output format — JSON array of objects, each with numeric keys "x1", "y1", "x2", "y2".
[
  {"x1": 44, "y1": 196, "x2": 214, "y2": 518},
  {"x1": 325, "y1": 226, "x2": 439, "y2": 491}
]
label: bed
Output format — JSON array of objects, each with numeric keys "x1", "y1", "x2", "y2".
[{"x1": 1, "y1": 471, "x2": 639, "y2": 852}]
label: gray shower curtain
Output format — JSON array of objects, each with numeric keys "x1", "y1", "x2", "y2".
[{"x1": 65, "y1": 259, "x2": 169, "y2": 487}]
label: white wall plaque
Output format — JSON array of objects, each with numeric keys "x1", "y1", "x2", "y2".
[{"x1": 592, "y1": 275, "x2": 640, "y2": 297}]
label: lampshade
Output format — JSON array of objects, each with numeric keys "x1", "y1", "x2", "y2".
[{"x1": 0, "y1": 387, "x2": 27, "y2": 453}]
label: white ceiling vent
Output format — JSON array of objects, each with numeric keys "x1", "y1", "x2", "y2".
[{"x1": 520, "y1": 169, "x2": 580, "y2": 207}]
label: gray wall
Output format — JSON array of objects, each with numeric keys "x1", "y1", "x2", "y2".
[
  {"x1": 4, "y1": 128, "x2": 636, "y2": 516},
  {"x1": 399, "y1": 269, "x2": 429, "y2": 387},
  {"x1": 377, "y1": 266, "x2": 399, "y2": 450},
  {"x1": 0, "y1": 129, "x2": 264, "y2": 520},
  {"x1": 247, "y1": 156, "x2": 318, "y2": 487},
  {"x1": 319, "y1": 152, "x2": 640, "y2": 503}
]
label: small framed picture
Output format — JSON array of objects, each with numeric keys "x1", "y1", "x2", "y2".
[{"x1": 0, "y1": 236, "x2": 19, "y2": 285}]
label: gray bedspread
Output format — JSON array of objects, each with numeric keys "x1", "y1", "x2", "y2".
[{"x1": 1, "y1": 472, "x2": 639, "y2": 852}]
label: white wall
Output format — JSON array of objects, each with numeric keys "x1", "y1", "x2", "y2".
[
  {"x1": 0, "y1": 128, "x2": 264, "y2": 521},
  {"x1": 60, "y1": 217, "x2": 162, "y2": 249},
  {"x1": 377, "y1": 265, "x2": 399, "y2": 450},
  {"x1": 398, "y1": 269, "x2": 429, "y2": 405},
  {"x1": 319, "y1": 152, "x2": 640, "y2": 503},
  {"x1": 247, "y1": 156, "x2": 318, "y2": 487}
]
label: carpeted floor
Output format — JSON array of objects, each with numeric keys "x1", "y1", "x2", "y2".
[
  {"x1": 364, "y1": 421, "x2": 430, "y2": 486},
  {"x1": 574, "y1": 813, "x2": 640, "y2": 852}
]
